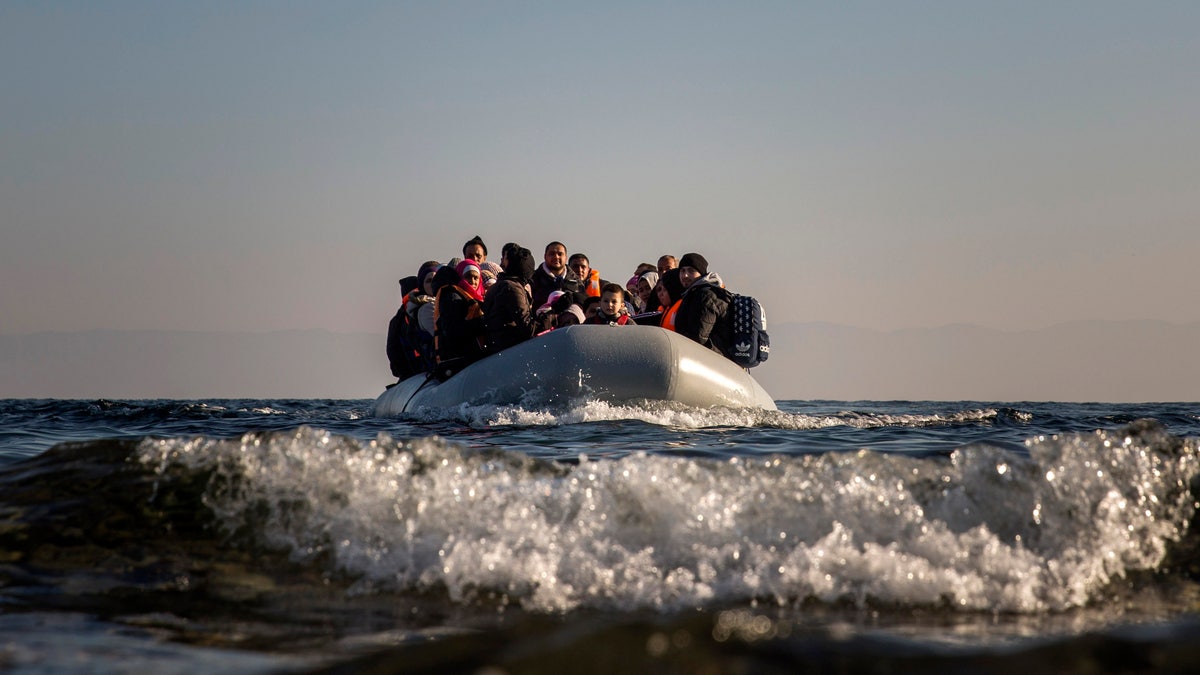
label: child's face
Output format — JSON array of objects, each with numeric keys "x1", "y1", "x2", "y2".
[{"x1": 600, "y1": 290, "x2": 623, "y2": 317}]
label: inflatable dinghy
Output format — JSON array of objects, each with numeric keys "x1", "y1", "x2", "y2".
[{"x1": 373, "y1": 325, "x2": 776, "y2": 415}]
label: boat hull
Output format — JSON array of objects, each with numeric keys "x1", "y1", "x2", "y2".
[{"x1": 373, "y1": 325, "x2": 776, "y2": 415}]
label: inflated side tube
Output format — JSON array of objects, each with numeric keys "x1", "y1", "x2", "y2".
[{"x1": 373, "y1": 325, "x2": 776, "y2": 415}]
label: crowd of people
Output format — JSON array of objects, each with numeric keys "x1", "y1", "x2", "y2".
[{"x1": 386, "y1": 236, "x2": 739, "y2": 381}]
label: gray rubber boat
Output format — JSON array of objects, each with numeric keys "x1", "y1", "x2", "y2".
[{"x1": 373, "y1": 324, "x2": 776, "y2": 415}]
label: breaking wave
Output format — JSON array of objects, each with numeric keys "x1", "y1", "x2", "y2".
[
  {"x1": 133, "y1": 421, "x2": 1199, "y2": 614},
  {"x1": 404, "y1": 399, "x2": 1021, "y2": 431}
]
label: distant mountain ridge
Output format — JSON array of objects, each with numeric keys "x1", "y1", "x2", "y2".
[
  {"x1": 1, "y1": 321, "x2": 1196, "y2": 401},
  {"x1": 753, "y1": 319, "x2": 1200, "y2": 402},
  {"x1": 0, "y1": 330, "x2": 387, "y2": 400}
]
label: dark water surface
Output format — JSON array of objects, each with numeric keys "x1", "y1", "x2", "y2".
[{"x1": 1, "y1": 398, "x2": 1199, "y2": 673}]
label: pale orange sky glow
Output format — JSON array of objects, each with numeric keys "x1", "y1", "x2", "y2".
[{"x1": 2, "y1": 2, "x2": 1198, "y2": 399}]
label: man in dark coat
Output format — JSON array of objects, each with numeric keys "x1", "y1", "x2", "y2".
[
  {"x1": 674, "y1": 252, "x2": 734, "y2": 357},
  {"x1": 530, "y1": 241, "x2": 581, "y2": 309},
  {"x1": 483, "y1": 246, "x2": 552, "y2": 353}
]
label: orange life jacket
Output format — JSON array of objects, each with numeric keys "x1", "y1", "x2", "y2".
[
  {"x1": 583, "y1": 269, "x2": 601, "y2": 297},
  {"x1": 660, "y1": 299, "x2": 682, "y2": 332}
]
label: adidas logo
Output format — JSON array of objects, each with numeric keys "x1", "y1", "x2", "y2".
[{"x1": 735, "y1": 341, "x2": 751, "y2": 354}]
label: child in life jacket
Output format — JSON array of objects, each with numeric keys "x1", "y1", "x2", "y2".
[{"x1": 584, "y1": 283, "x2": 635, "y2": 326}]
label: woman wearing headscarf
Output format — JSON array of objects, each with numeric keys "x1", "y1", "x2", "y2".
[
  {"x1": 636, "y1": 271, "x2": 660, "y2": 312},
  {"x1": 656, "y1": 268, "x2": 686, "y2": 332},
  {"x1": 403, "y1": 261, "x2": 441, "y2": 371},
  {"x1": 433, "y1": 260, "x2": 487, "y2": 378}
]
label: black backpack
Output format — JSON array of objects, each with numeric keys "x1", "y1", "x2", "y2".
[{"x1": 724, "y1": 292, "x2": 770, "y2": 368}]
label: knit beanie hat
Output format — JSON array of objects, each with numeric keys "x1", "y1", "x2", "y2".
[
  {"x1": 507, "y1": 247, "x2": 536, "y2": 282},
  {"x1": 679, "y1": 253, "x2": 709, "y2": 276},
  {"x1": 431, "y1": 264, "x2": 460, "y2": 293}
]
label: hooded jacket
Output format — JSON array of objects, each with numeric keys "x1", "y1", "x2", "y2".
[
  {"x1": 387, "y1": 290, "x2": 423, "y2": 379},
  {"x1": 674, "y1": 272, "x2": 733, "y2": 356},
  {"x1": 419, "y1": 265, "x2": 460, "y2": 337},
  {"x1": 483, "y1": 247, "x2": 551, "y2": 352}
]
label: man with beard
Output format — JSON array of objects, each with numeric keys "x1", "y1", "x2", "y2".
[
  {"x1": 530, "y1": 241, "x2": 581, "y2": 309},
  {"x1": 674, "y1": 252, "x2": 734, "y2": 358}
]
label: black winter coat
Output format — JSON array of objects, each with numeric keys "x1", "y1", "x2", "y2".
[
  {"x1": 674, "y1": 278, "x2": 733, "y2": 356},
  {"x1": 386, "y1": 306, "x2": 417, "y2": 379},
  {"x1": 434, "y1": 285, "x2": 486, "y2": 371},
  {"x1": 482, "y1": 277, "x2": 550, "y2": 353},
  {"x1": 530, "y1": 265, "x2": 581, "y2": 310}
]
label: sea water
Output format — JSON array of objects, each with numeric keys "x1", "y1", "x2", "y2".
[{"x1": 1, "y1": 399, "x2": 1198, "y2": 673}]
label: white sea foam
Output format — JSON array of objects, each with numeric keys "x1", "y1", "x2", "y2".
[
  {"x1": 137, "y1": 424, "x2": 1198, "y2": 614},
  {"x1": 405, "y1": 399, "x2": 1007, "y2": 431}
]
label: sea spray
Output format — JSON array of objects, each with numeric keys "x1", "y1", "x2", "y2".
[
  {"x1": 136, "y1": 420, "x2": 1199, "y2": 614},
  {"x1": 5, "y1": 399, "x2": 1200, "y2": 672},
  {"x1": 405, "y1": 398, "x2": 1014, "y2": 431}
]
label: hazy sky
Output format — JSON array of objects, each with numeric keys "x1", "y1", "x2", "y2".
[{"x1": 3, "y1": 1, "x2": 1198, "y2": 338}]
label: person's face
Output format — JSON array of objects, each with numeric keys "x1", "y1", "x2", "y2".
[
  {"x1": 655, "y1": 283, "x2": 670, "y2": 306},
  {"x1": 544, "y1": 245, "x2": 567, "y2": 272},
  {"x1": 463, "y1": 269, "x2": 481, "y2": 288},
  {"x1": 637, "y1": 278, "x2": 653, "y2": 303},
  {"x1": 679, "y1": 266, "x2": 701, "y2": 288},
  {"x1": 423, "y1": 273, "x2": 436, "y2": 295},
  {"x1": 464, "y1": 244, "x2": 486, "y2": 263},
  {"x1": 657, "y1": 257, "x2": 676, "y2": 275},
  {"x1": 600, "y1": 290, "x2": 622, "y2": 317},
  {"x1": 569, "y1": 258, "x2": 590, "y2": 279}
]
